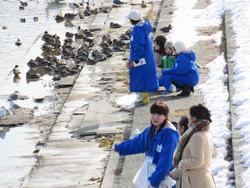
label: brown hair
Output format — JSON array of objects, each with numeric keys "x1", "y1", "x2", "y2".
[
  {"x1": 150, "y1": 101, "x2": 169, "y2": 117},
  {"x1": 179, "y1": 116, "x2": 189, "y2": 132},
  {"x1": 154, "y1": 35, "x2": 166, "y2": 55},
  {"x1": 190, "y1": 104, "x2": 212, "y2": 122}
]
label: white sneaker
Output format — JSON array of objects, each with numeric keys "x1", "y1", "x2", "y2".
[{"x1": 135, "y1": 94, "x2": 144, "y2": 103}]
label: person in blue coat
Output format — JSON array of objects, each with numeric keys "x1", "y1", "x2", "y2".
[
  {"x1": 126, "y1": 10, "x2": 159, "y2": 104},
  {"x1": 158, "y1": 41, "x2": 199, "y2": 96},
  {"x1": 115, "y1": 101, "x2": 179, "y2": 187}
]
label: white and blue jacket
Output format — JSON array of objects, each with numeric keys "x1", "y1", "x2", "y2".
[
  {"x1": 115, "y1": 124, "x2": 179, "y2": 187},
  {"x1": 129, "y1": 20, "x2": 159, "y2": 92}
]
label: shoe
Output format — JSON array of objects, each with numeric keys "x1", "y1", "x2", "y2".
[
  {"x1": 189, "y1": 86, "x2": 194, "y2": 92},
  {"x1": 142, "y1": 92, "x2": 150, "y2": 104},
  {"x1": 177, "y1": 86, "x2": 191, "y2": 96},
  {"x1": 135, "y1": 93, "x2": 144, "y2": 103}
]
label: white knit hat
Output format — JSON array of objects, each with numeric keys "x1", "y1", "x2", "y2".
[
  {"x1": 164, "y1": 41, "x2": 174, "y2": 51},
  {"x1": 127, "y1": 10, "x2": 142, "y2": 21},
  {"x1": 173, "y1": 41, "x2": 186, "y2": 54}
]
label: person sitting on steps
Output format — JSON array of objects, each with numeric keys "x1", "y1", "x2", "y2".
[{"x1": 158, "y1": 41, "x2": 199, "y2": 96}]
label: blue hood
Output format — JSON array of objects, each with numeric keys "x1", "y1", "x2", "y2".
[
  {"x1": 136, "y1": 20, "x2": 153, "y2": 33},
  {"x1": 181, "y1": 51, "x2": 196, "y2": 61}
]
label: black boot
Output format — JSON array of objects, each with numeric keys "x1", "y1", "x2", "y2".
[
  {"x1": 189, "y1": 86, "x2": 194, "y2": 93},
  {"x1": 177, "y1": 86, "x2": 191, "y2": 96},
  {"x1": 172, "y1": 81, "x2": 182, "y2": 91}
]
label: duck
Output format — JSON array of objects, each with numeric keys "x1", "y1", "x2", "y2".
[
  {"x1": 20, "y1": 1, "x2": 28, "y2": 6},
  {"x1": 141, "y1": 0, "x2": 147, "y2": 8},
  {"x1": 15, "y1": 39, "x2": 22, "y2": 46},
  {"x1": 33, "y1": 17, "x2": 39, "y2": 22},
  {"x1": 77, "y1": 26, "x2": 84, "y2": 35},
  {"x1": 19, "y1": 5, "x2": 25, "y2": 10},
  {"x1": 13, "y1": 65, "x2": 21, "y2": 75}
]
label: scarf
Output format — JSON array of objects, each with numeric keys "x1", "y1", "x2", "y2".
[{"x1": 173, "y1": 119, "x2": 210, "y2": 167}]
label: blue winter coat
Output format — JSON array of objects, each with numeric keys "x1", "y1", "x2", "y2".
[
  {"x1": 129, "y1": 20, "x2": 159, "y2": 92},
  {"x1": 115, "y1": 125, "x2": 179, "y2": 187},
  {"x1": 159, "y1": 51, "x2": 199, "y2": 91}
]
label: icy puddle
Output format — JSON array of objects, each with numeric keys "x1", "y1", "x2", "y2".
[{"x1": 0, "y1": 126, "x2": 40, "y2": 187}]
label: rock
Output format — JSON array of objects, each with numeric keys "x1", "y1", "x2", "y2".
[
  {"x1": 110, "y1": 22, "x2": 122, "y2": 28},
  {"x1": 55, "y1": 15, "x2": 65, "y2": 22}
]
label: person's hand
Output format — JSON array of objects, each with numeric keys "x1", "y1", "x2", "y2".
[
  {"x1": 126, "y1": 61, "x2": 133, "y2": 69},
  {"x1": 169, "y1": 168, "x2": 181, "y2": 180}
]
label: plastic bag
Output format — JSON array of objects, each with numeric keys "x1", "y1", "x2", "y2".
[{"x1": 133, "y1": 159, "x2": 176, "y2": 188}]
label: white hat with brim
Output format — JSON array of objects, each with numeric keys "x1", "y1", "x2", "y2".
[{"x1": 127, "y1": 10, "x2": 142, "y2": 21}]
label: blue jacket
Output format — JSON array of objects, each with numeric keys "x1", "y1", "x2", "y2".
[
  {"x1": 129, "y1": 20, "x2": 159, "y2": 92},
  {"x1": 115, "y1": 125, "x2": 179, "y2": 187},
  {"x1": 162, "y1": 51, "x2": 199, "y2": 86}
]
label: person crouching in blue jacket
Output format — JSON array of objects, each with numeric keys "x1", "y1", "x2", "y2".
[
  {"x1": 126, "y1": 10, "x2": 159, "y2": 104},
  {"x1": 114, "y1": 101, "x2": 179, "y2": 188},
  {"x1": 159, "y1": 41, "x2": 199, "y2": 96}
]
